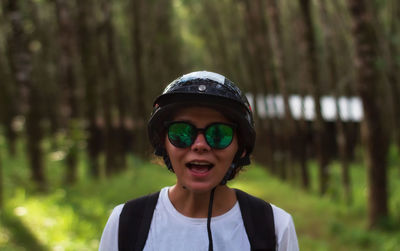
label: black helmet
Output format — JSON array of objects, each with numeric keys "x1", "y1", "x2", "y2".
[{"x1": 148, "y1": 71, "x2": 255, "y2": 168}]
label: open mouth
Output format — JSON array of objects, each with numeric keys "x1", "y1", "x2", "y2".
[{"x1": 186, "y1": 161, "x2": 214, "y2": 174}]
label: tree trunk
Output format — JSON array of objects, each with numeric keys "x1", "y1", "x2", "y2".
[
  {"x1": 241, "y1": 0, "x2": 276, "y2": 172},
  {"x1": 288, "y1": 1, "x2": 311, "y2": 189},
  {"x1": 241, "y1": 0, "x2": 265, "y2": 127},
  {"x1": 319, "y1": 0, "x2": 352, "y2": 204},
  {"x1": 27, "y1": 0, "x2": 59, "y2": 139},
  {"x1": 26, "y1": 91, "x2": 46, "y2": 189},
  {"x1": 97, "y1": 0, "x2": 121, "y2": 176},
  {"x1": 0, "y1": 15, "x2": 4, "y2": 205},
  {"x1": 103, "y1": 0, "x2": 127, "y2": 171},
  {"x1": 76, "y1": 0, "x2": 102, "y2": 177},
  {"x1": 4, "y1": 0, "x2": 46, "y2": 189},
  {"x1": 330, "y1": 0, "x2": 360, "y2": 167},
  {"x1": 0, "y1": 145, "x2": 3, "y2": 210},
  {"x1": 202, "y1": 0, "x2": 231, "y2": 75},
  {"x1": 298, "y1": 0, "x2": 329, "y2": 194},
  {"x1": 0, "y1": 51, "x2": 17, "y2": 156},
  {"x1": 55, "y1": 0, "x2": 80, "y2": 184},
  {"x1": 297, "y1": 131, "x2": 310, "y2": 189},
  {"x1": 0, "y1": 56, "x2": 18, "y2": 156},
  {"x1": 265, "y1": 0, "x2": 301, "y2": 181},
  {"x1": 131, "y1": 0, "x2": 148, "y2": 157},
  {"x1": 386, "y1": 0, "x2": 400, "y2": 149},
  {"x1": 254, "y1": 0, "x2": 278, "y2": 175},
  {"x1": 347, "y1": 0, "x2": 390, "y2": 228}
]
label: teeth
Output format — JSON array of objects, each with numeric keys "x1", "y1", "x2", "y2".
[
  {"x1": 186, "y1": 161, "x2": 214, "y2": 170},
  {"x1": 190, "y1": 162, "x2": 210, "y2": 165}
]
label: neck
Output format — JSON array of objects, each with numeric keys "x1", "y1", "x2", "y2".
[{"x1": 168, "y1": 185, "x2": 236, "y2": 218}]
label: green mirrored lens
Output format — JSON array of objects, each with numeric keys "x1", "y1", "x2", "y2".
[
  {"x1": 168, "y1": 123, "x2": 195, "y2": 147},
  {"x1": 205, "y1": 124, "x2": 234, "y2": 149}
]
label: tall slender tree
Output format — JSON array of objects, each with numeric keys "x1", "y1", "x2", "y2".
[
  {"x1": 0, "y1": 145, "x2": 3, "y2": 210},
  {"x1": 330, "y1": 0, "x2": 360, "y2": 169},
  {"x1": 3, "y1": 0, "x2": 46, "y2": 189},
  {"x1": 55, "y1": 0, "x2": 80, "y2": 183},
  {"x1": 281, "y1": 0, "x2": 312, "y2": 189},
  {"x1": 104, "y1": 0, "x2": 129, "y2": 171},
  {"x1": 76, "y1": 0, "x2": 103, "y2": 177},
  {"x1": 240, "y1": 0, "x2": 277, "y2": 172},
  {"x1": 266, "y1": 0, "x2": 302, "y2": 181},
  {"x1": 0, "y1": 49, "x2": 17, "y2": 156},
  {"x1": 347, "y1": 0, "x2": 390, "y2": 228},
  {"x1": 0, "y1": 11, "x2": 4, "y2": 208},
  {"x1": 298, "y1": 0, "x2": 330, "y2": 194},
  {"x1": 386, "y1": 0, "x2": 400, "y2": 149},
  {"x1": 319, "y1": 0, "x2": 352, "y2": 204},
  {"x1": 130, "y1": 0, "x2": 148, "y2": 156},
  {"x1": 201, "y1": 0, "x2": 231, "y2": 74}
]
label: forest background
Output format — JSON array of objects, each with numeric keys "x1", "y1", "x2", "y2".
[{"x1": 1, "y1": 0, "x2": 400, "y2": 250}]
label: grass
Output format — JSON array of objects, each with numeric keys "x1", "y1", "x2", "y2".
[{"x1": 0, "y1": 137, "x2": 400, "y2": 250}]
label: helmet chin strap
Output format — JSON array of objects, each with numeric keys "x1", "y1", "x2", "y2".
[
  {"x1": 220, "y1": 150, "x2": 243, "y2": 185},
  {"x1": 207, "y1": 187, "x2": 216, "y2": 251},
  {"x1": 162, "y1": 152, "x2": 174, "y2": 172},
  {"x1": 206, "y1": 163, "x2": 235, "y2": 251},
  {"x1": 207, "y1": 151, "x2": 242, "y2": 251},
  {"x1": 220, "y1": 162, "x2": 236, "y2": 185}
]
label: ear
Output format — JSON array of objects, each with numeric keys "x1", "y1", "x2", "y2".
[{"x1": 240, "y1": 150, "x2": 247, "y2": 158}]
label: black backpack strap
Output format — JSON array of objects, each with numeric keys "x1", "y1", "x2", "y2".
[
  {"x1": 118, "y1": 191, "x2": 160, "y2": 251},
  {"x1": 235, "y1": 189, "x2": 276, "y2": 251}
]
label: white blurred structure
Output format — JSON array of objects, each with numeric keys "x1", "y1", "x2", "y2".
[{"x1": 246, "y1": 93, "x2": 364, "y2": 122}]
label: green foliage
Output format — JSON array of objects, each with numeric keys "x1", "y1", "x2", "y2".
[
  {"x1": 0, "y1": 136, "x2": 177, "y2": 250},
  {"x1": 233, "y1": 164, "x2": 400, "y2": 251}
]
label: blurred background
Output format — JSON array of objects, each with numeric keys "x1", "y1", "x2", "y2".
[{"x1": 1, "y1": 0, "x2": 400, "y2": 250}]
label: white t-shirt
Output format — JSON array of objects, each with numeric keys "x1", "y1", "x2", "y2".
[{"x1": 99, "y1": 187, "x2": 299, "y2": 251}]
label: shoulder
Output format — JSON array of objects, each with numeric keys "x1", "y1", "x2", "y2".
[
  {"x1": 234, "y1": 189, "x2": 293, "y2": 226},
  {"x1": 107, "y1": 204, "x2": 125, "y2": 224},
  {"x1": 270, "y1": 204, "x2": 293, "y2": 227},
  {"x1": 100, "y1": 190, "x2": 164, "y2": 251},
  {"x1": 124, "y1": 191, "x2": 160, "y2": 206},
  {"x1": 235, "y1": 189, "x2": 270, "y2": 207},
  {"x1": 105, "y1": 189, "x2": 162, "y2": 221},
  {"x1": 270, "y1": 204, "x2": 299, "y2": 250},
  {"x1": 98, "y1": 204, "x2": 124, "y2": 251},
  {"x1": 234, "y1": 189, "x2": 299, "y2": 249},
  {"x1": 102, "y1": 189, "x2": 164, "y2": 238},
  {"x1": 119, "y1": 189, "x2": 165, "y2": 225},
  {"x1": 121, "y1": 190, "x2": 162, "y2": 216}
]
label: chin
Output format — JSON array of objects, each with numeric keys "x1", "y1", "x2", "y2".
[{"x1": 183, "y1": 182, "x2": 217, "y2": 194}]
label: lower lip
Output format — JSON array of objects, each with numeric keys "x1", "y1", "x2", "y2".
[{"x1": 188, "y1": 167, "x2": 212, "y2": 178}]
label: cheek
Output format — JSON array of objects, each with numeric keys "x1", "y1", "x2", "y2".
[
  {"x1": 164, "y1": 136, "x2": 174, "y2": 157},
  {"x1": 164, "y1": 136, "x2": 185, "y2": 162},
  {"x1": 164, "y1": 134, "x2": 176, "y2": 153},
  {"x1": 218, "y1": 137, "x2": 239, "y2": 163},
  {"x1": 164, "y1": 134, "x2": 169, "y2": 150},
  {"x1": 230, "y1": 136, "x2": 239, "y2": 155}
]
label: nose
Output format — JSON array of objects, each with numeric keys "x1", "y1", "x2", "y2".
[{"x1": 191, "y1": 132, "x2": 211, "y2": 153}]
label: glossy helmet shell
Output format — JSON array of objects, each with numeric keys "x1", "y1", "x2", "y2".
[{"x1": 147, "y1": 71, "x2": 255, "y2": 166}]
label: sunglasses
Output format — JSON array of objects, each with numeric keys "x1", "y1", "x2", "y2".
[{"x1": 166, "y1": 121, "x2": 236, "y2": 149}]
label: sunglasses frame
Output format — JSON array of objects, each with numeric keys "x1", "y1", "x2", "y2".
[{"x1": 165, "y1": 121, "x2": 237, "y2": 149}]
